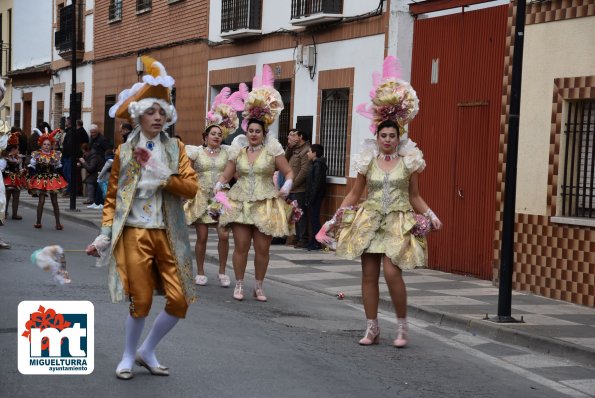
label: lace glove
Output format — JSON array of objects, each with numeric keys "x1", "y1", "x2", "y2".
[
  {"x1": 86, "y1": 234, "x2": 111, "y2": 259},
  {"x1": 214, "y1": 181, "x2": 230, "y2": 193},
  {"x1": 279, "y1": 178, "x2": 293, "y2": 198},
  {"x1": 424, "y1": 208, "x2": 443, "y2": 230},
  {"x1": 134, "y1": 148, "x2": 173, "y2": 198}
]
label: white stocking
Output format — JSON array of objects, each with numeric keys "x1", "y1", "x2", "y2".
[
  {"x1": 137, "y1": 311, "x2": 179, "y2": 367},
  {"x1": 116, "y1": 314, "x2": 146, "y2": 371}
]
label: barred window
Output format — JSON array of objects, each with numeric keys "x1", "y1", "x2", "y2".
[
  {"x1": 319, "y1": 88, "x2": 349, "y2": 177},
  {"x1": 109, "y1": 0, "x2": 122, "y2": 21},
  {"x1": 560, "y1": 99, "x2": 594, "y2": 218},
  {"x1": 137, "y1": 0, "x2": 152, "y2": 13},
  {"x1": 221, "y1": 0, "x2": 262, "y2": 33}
]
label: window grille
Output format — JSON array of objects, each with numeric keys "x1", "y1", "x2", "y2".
[
  {"x1": 109, "y1": 0, "x2": 122, "y2": 21},
  {"x1": 277, "y1": 81, "x2": 292, "y2": 148},
  {"x1": 561, "y1": 99, "x2": 594, "y2": 218},
  {"x1": 319, "y1": 89, "x2": 349, "y2": 177},
  {"x1": 221, "y1": 0, "x2": 262, "y2": 33},
  {"x1": 291, "y1": 0, "x2": 343, "y2": 19},
  {"x1": 137, "y1": 0, "x2": 152, "y2": 13}
]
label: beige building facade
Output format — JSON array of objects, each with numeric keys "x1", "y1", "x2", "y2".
[{"x1": 494, "y1": 1, "x2": 594, "y2": 307}]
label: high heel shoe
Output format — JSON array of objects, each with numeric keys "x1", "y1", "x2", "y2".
[
  {"x1": 359, "y1": 319, "x2": 380, "y2": 345},
  {"x1": 253, "y1": 280, "x2": 267, "y2": 302},
  {"x1": 233, "y1": 280, "x2": 244, "y2": 301},
  {"x1": 393, "y1": 321, "x2": 408, "y2": 348},
  {"x1": 34, "y1": 224, "x2": 42, "y2": 229},
  {"x1": 56, "y1": 224, "x2": 63, "y2": 230}
]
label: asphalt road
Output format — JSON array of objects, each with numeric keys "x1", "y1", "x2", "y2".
[{"x1": 0, "y1": 206, "x2": 581, "y2": 398}]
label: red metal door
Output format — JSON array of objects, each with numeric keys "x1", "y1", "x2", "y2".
[
  {"x1": 451, "y1": 104, "x2": 490, "y2": 277},
  {"x1": 410, "y1": 5, "x2": 507, "y2": 279}
]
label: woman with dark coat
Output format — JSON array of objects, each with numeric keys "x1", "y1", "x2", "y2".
[{"x1": 305, "y1": 144, "x2": 327, "y2": 251}]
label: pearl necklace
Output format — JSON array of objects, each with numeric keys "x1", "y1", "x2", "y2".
[
  {"x1": 248, "y1": 144, "x2": 264, "y2": 153},
  {"x1": 205, "y1": 146, "x2": 220, "y2": 155},
  {"x1": 379, "y1": 151, "x2": 399, "y2": 161}
]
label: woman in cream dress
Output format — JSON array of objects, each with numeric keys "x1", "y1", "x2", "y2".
[
  {"x1": 319, "y1": 56, "x2": 442, "y2": 348},
  {"x1": 184, "y1": 125, "x2": 231, "y2": 287},
  {"x1": 217, "y1": 119, "x2": 294, "y2": 302}
]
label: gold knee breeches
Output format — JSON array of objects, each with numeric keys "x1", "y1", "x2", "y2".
[{"x1": 114, "y1": 227, "x2": 189, "y2": 318}]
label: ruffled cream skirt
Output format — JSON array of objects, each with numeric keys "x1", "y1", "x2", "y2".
[
  {"x1": 183, "y1": 191, "x2": 214, "y2": 225},
  {"x1": 336, "y1": 207, "x2": 427, "y2": 270},
  {"x1": 219, "y1": 197, "x2": 295, "y2": 237}
]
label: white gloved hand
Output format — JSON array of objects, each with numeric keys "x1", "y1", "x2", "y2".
[{"x1": 279, "y1": 179, "x2": 293, "y2": 198}]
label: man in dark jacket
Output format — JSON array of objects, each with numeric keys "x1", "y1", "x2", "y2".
[
  {"x1": 62, "y1": 118, "x2": 89, "y2": 194},
  {"x1": 79, "y1": 145, "x2": 105, "y2": 207},
  {"x1": 286, "y1": 129, "x2": 311, "y2": 248},
  {"x1": 305, "y1": 144, "x2": 327, "y2": 251},
  {"x1": 89, "y1": 123, "x2": 110, "y2": 153}
]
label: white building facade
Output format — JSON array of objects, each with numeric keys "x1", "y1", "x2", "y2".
[{"x1": 207, "y1": 0, "x2": 413, "y2": 210}]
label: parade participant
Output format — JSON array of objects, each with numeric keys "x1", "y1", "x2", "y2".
[
  {"x1": 86, "y1": 56, "x2": 198, "y2": 380},
  {"x1": 0, "y1": 123, "x2": 9, "y2": 248},
  {"x1": 2, "y1": 134, "x2": 27, "y2": 219},
  {"x1": 317, "y1": 56, "x2": 442, "y2": 348},
  {"x1": 184, "y1": 84, "x2": 247, "y2": 287},
  {"x1": 27, "y1": 129, "x2": 68, "y2": 229},
  {"x1": 217, "y1": 65, "x2": 295, "y2": 302}
]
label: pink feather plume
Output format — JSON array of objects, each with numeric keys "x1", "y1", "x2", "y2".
[
  {"x1": 214, "y1": 191, "x2": 232, "y2": 210},
  {"x1": 261, "y1": 64, "x2": 274, "y2": 87},
  {"x1": 212, "y1": 87, "x2": 231, "y2": 108},
  {"x1": 227, "y1": 83, "x2": 248, "y2": 111},
  {"x1": 382, "y1": 55, "x2": 402, "y2": 80}
]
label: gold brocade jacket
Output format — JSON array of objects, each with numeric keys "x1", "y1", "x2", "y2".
[{"x1": 101, "y1": 130, "x2": 199, "y2": 304}]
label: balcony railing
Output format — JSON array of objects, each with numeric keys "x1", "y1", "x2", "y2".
[
  {"x1": 291, "y1": 0, "x2": 342, "y2": 19},
  {"x1": 54, "y1": 3, "x2": 84, "y2": 61},
  {"x1": 221, "y1": 0, "x2": 262, "y2": 38}
]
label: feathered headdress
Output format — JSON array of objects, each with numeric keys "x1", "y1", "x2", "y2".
[
  {"x1": 356, "y1": 56, "x2": 419, "y2": 135},
  {"x1": 241, "y1": 65, "x2": 284, "y2": 131},
  {"x1": 206, "y1": 83, "x2": 248, "y2": 139},
  {"x1": 109, "y1": 55, "x2": 177, "y2": 126},
  {"x1": 38, "y1": 128, "x2": 60, "y2": 146}
]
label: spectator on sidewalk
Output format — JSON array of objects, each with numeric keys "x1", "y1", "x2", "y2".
[
  {"x1": 79, "y1": 144, "x2": 105, "y2": 207},
  {"x1": 96, "y1": 148, "x2": 115, "y2": 208},
  {"x1": 304, "y1": 144, "x2": 327, "y2": 251},
  {"x1": 89, "y1": 124, "x2": 110, "y2": 153},
  {"x1": 61, "y1": 118, "x2": 89, "y2": 195},
  {"x1": 285, "y1": 128, "x2": 311, "y2": 248},
  {"x1": 120, "y1": 123, "x2": 133, "y2": 144}
]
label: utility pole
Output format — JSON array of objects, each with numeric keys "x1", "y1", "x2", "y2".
[
  {"x1": 495, "y1": 0, "x2": 526, "y2": 322},
  {"x1": 69, "y1": 0, "x2": 79, "y2": 211}
]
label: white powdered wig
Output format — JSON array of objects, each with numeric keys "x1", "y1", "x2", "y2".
[{"x1": 128, "y1": 98, "x2": 178, "y2": 129}]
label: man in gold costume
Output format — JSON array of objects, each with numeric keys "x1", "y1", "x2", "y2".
[{"x1": 87, "y1": 56, "x2": 198, "y2": 380}]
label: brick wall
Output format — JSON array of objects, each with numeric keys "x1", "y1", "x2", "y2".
[
  {"x1": 93, "y1": 42, "x2": 209, "y2": 145},
  {"x1": 94, "y1": 0, "x2": 209, "y2": 60}
]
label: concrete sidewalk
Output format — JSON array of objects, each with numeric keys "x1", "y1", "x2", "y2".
[{"x1": 16, "y1": 194, "x2": 595, "y2": 369}]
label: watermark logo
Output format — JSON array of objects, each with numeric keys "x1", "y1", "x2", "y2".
[{"x1": 18, "y1": 301, "x2": 94, "y2": 375}]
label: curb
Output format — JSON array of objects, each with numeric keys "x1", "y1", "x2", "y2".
[
  {"x1": 20, "y1": 201, "x2": 101, "y2": 231},
  {"x1": 19, "y1": 208, "x2": 591, "y2": 370},
  {"x1": 205, "y1": 252, "x2": 595, "y2": 369},
  {"x1": 356, "y1": 296, "x2": 595, "y2": 369}
]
